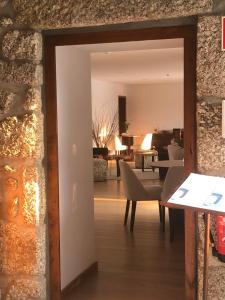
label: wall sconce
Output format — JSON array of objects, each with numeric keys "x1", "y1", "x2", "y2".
[{"x1": 222, "y1": 100, "x2": 225, "y2": 138}]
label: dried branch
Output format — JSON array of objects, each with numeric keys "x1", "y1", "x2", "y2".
[{"x1": 92, "y1": 107, "x2": 118, "y2": 148}]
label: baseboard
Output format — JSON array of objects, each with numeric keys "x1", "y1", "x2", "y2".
[{"x1": 61, "y1": 262, "x2": 98, "y2": 296}]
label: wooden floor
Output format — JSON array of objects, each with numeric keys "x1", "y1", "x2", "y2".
[{"x1": 63, "y1": 179, "x2": 185, "y2": 300}]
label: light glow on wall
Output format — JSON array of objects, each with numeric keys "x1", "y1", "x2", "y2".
[
  {"x1": 35, "y1": 182, "x2": 40, "y2": 224},
  {"x1": 141, "y1": 133, "x2": 153, "y2": 150},
  {"x1": 23, "y1": 180, "x2": 40, "y2": 224}
]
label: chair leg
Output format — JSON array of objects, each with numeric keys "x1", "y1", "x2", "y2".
[
  {"x1": 130, "y1": 201, "x2": 137, "y2": 232},
  {"x1": 124, "y1": 199, "x2": 130, "y2": 226},
  {"x1": 162, "y1": 206, "x2": 165, "y2": 233},
  {"x1": 158, "y1": 200, "x2": 162, "y2": 223},
  {"x1": 169, "y1": 208, "x2": 175, "y2": 242}
]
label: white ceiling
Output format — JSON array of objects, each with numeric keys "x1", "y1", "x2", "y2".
[{"x1": 77, "y1": 39, "x2": 184, "y2": 84}]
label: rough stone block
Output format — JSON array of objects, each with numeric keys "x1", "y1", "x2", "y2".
[
  {"x1": 0, "y1": 60, "x2": 43, "y2": 86},
  {"x1": 24, "y1": 87, "x2": 41, "y2": 111},
  {"x1": 0, "y1": 113, "x2": 40, "y2": 158},
  {"x1": 197, "y1": 17, "x2": 225, "y2": 98},
  {"x1": 5, "y1": 277, "x2": 46, "y2": 299},
  {"x1": 148, "y1": 0, "x2": 213, "y2": 19},
  {"x1": 12, "y1": 0, "x2": 213, "y2": 29},
  {"x1": 2, "y1": 30, "x2": 42, "y2": 61},
  {"x1": 0, "y1": 90, "x2": 16, "y2": 115},
  {"x1": 22, "y1": 166, "x2": 39, "y2": 224},
  {"x1": 0, "y1": 160, "x2": 45, "y2": 226},
  {"x1": 208, "y1": 265, "x2": 225, "y2": 299},
  {"x1": 197, "y1": 101, "x2": 225, "y2": 171},
  {"x1": 213, "y1": 0, "x2": 225, "y2": 14},
  {"x1": 0, "y1": 17, "x2": 13, "y2": 27},
  {"x1": 0, "y1": 223, "x2": 46, "y2": 275},
  {"x1": 0, "y1": 0, "x2": 8, "y2": 8}
]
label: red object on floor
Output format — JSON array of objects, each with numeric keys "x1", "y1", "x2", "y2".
[{"x1": 216, "y1": 215, "x2": 225, "y2": 262}]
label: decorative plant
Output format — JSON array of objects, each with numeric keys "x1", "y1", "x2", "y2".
[{"x1": 92, "y1": 108, "x2": 118, "y2": 148}]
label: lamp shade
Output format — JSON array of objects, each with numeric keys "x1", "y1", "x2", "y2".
[
  {"x1": 114, "y1": 136, "x2": 127, "y2": 151},
  {"x1": 141, "y1": 133, "x2": 152, "y2": 150}
]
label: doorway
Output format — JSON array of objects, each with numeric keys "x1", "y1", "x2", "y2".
[{"x1": 44, "y1": 25, "x2": 197, "y2": 300}]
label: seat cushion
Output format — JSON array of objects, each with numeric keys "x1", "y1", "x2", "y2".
[{"x1": 143, "y1": 184, "x2": 162, "y2": 201}]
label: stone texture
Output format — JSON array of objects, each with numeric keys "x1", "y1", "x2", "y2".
[
  {"x1": 0, "y1": 0, "x2": 8, "y2": 8},
  {"x1": 24, "y1": 87, "x2": 41, "y2": 111},
  {"x1": 197, "y1": 101, "x2": 225, "y2": 172},
  {"x1": 0, "y1": 223, "x2": 45, "y2": 275},
  {"x1": 213, "y1": 0, "x2": 225, "y2": 14},
  {"x1": 197, "y1": 214, "x2": 204, "y2": 300},
  {"x1": 11, "y1": 0, "x2": 213, "y2": 29},
  {"x1": 2, "y1": 31, "x2": 42, "y2": 61},
  {"x1": 22, "y1": 166, "x2": 39, "y2": 224},
  {"x1": 0, "y1": 113, "x2": 40, "y2": 158},
  {"x1": 0, "y1": 60, "x2": 43, "y2": 86},
  {"x1": 5, "y1": 277, "x2": 46, "y2": 299},
  {"x1": 195, "y1": 15, "x2": 225, "y2": 300},
  {"x1": 0, "y1": 17, "x2": 13, "y2": 27},
  {"x1": 208, "y1": 265, "x2": 225, "y2": 300},
  {"x1": 0, "y1": 90, "x2": 16, "y2": 115},
  {"x1": 197, "y1": 17, "x2": 225, "y2": 98},
  {"x1": 0, "y1": 163, "x2": 41, "y2": 225}
]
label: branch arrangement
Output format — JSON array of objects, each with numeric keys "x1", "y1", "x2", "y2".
[{"x1": 92, "y1": 108, "x2": 118, "y2": 148}]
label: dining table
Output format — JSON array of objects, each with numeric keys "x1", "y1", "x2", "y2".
[
  {"x1": 150, "y1": 159, "x2": 184, "y2": 168},
  {"x1": 149, "y1": 159, "x2": 184, "y2": 180}
]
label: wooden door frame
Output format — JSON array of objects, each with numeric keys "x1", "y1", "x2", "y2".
[{"x1": 44, "y1": 25, "x2": 197, "y2": 300}]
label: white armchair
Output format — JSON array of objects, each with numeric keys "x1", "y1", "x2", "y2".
[{"x1": 167, "y1": 144, "x2": 184, "y2": 160}]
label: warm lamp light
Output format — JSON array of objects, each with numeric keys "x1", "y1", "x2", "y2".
[
  {"x1": 115, "y1": 136, "x2": 127, "y2": 151},
  {"x1": 99, "y1": 126, "x2": 108, "y2": 139},
  {"x1": 141, "y1": 133, "x2": 153, "y2": 150}
]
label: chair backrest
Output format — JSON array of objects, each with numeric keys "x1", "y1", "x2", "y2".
[
  {"x1": 119, "y1": 160, "x2": 147, "y2": 201},
  {"x1": 167, "y1": 144, "x2": 184, "y2": 160},
  {"x1": 161, "y1": 166, "x2": 185, "y2": 202}
]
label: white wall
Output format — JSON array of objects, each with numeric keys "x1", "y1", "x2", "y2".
[
  {"x1": 126, "y1": 81, "x2": 183, "y2": 135},
  {"x1": 91, "y1": 78, "x2": 127, "y2": 123},
  {"x1": 56, "y1": 46, "x2": 96, "y2": 289}
]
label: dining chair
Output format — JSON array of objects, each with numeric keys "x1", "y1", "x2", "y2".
[
  {"x1": 119, "y1": 160, "x2": 162, "y2": 232},
  {"x1": 161, "y1": 166, "x2": 185, "y2": 242},
  {"x1": 167, "y1": 144, "x2": 184, "y2": 160}
]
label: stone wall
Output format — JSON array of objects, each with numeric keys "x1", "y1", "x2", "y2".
[
  {"x1": 0, "y1": 2, "x2": 46, "y2": 298},
  {"x1": 197, "y1": 16, "x2": 225, "y2": 300},
  {"x1": 0, "y1": 0, "x2": 224, "y2": 299}
]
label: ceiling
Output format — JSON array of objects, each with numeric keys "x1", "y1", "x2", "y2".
[{"x1": 76, "y1": 39, "x2": 184, "y2": 84}]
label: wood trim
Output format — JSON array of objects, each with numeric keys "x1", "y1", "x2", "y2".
[
  {"x1": 44, "y1": 25, "x2": 196, "y2": 47},
  {"x1": 183, "y1": 26, "x2": 197, "y2": 300},
  {"x1": 61, "y1": 262, "x2": 98, "y2": 297},
  {"x1": 44, "y1": 40, "x2": 61, "y2": 300},
  {"x1": 118, "y1": 96, "x2": 126, "y2": 135},
  {"x1": 44, "y1": 25, "x2": 197, "y2": 300}
]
